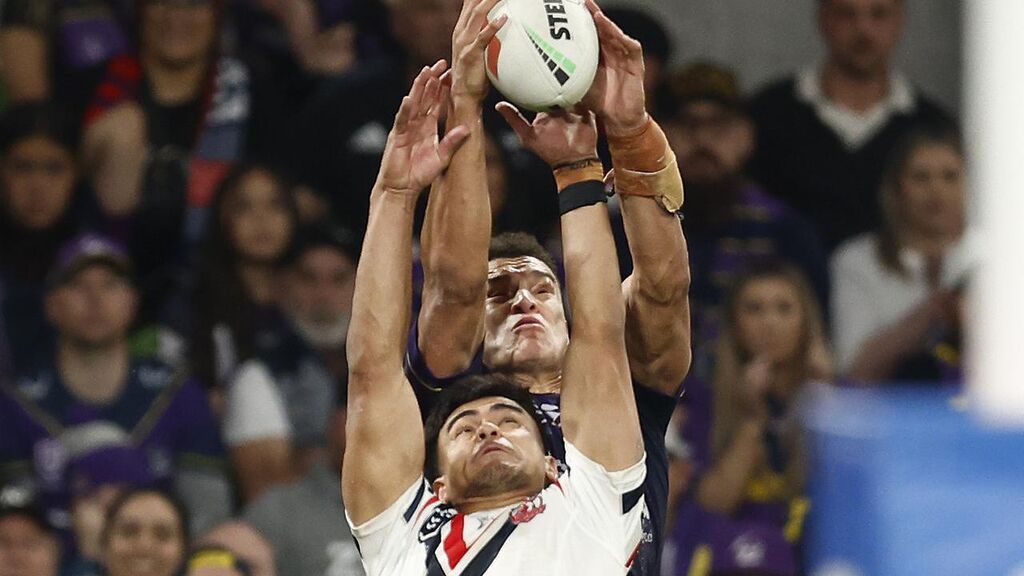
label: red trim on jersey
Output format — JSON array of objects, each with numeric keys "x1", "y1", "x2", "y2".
[
  {"x1": 551, "y1": 479, "x2": 564, "y2": 493},
  {"x1": 444, "y1": 514, "x2": 469, "y2": 569},
  {"x1": 415, "y1": 496, "x2": 440, "y2": 523},
  {"x1": 625, "y1": 540, "x2": 642, "y2": 568}
]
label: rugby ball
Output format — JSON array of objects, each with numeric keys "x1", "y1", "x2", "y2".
[{"x1": 485, "y1": 0, "x2": 599, "y2": 112}]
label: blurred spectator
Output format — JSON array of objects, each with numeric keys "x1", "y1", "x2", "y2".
[
  {"x1": 80, "y1": 0, "x2": 250, "y2": 320},
  {"x1": 748, "y1": 0, "x2": 950, "y2": 253},
  {"x1": 223, "y1": 226, "x2": 354, "y2": 502},
  {"x1": 0, "y1": 102, "x2": 84, "y2": 374},
  {"x1": 101, "y1": 488, "x2": 188, "y2": 576},
  {"x1": 667, "y1": 261, "x2": 831, "y2": 576},
  {"x1": 191, "y1": 164, "x2": 298, "y2": 399},
  {"x1": 244, "y1": 403, "x2": 362, "y2": 576},
  {"x1": 0, "y1": 0, "x2": 130, "y2": 111},
  {"x1": 0, "y1": 234, "x2": 230, "y2": 544},
  {"x1": 831, "y1": 123, "x2": 975, "y2": 382},
  {"x1": 197, "y1": 521, "x2": 275, "y2": 576},
  {"x1": 661, "y1": 62, "x2": 828, "y2": 380},
  {"x1": 186, "y1": 546, "x2": 256, "y2": 576},
  {"x1": 0, "y1": 486, "x2": 61, "y2": 576},
  {"x1": 64, "y1": 446, "x2": 156, "y2": 576}
]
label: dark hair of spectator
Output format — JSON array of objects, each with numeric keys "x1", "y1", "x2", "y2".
[
  {"x1": 877, "y1": 122, "x2": 963, "y2": 277},
  {"x1": 192, "y1": 163, "x2": 299, "y2": 389},
  {"x1": 422, "y1": 374, "x2": 549, "y2": 482},
  {"x1": 101, "y1": 487, "x2": 190, "y2": 549},
  {"x1": 488, "y1": 232, "x2": 559, "y2": 280},
  {"x1": 0, "y1": 102, "x2": 78, "y2": 156},
  {"x1": 601, "y1": 7, "x2": 672, "y2": 64}
]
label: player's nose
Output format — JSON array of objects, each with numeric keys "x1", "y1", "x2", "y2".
[{"x1": 476, "y1": 421, "x2": 501, "y2": 440}]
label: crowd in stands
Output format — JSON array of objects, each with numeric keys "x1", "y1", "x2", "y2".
[{"x1": 0, "y1": 0, "x2": 967, "y2": 574}]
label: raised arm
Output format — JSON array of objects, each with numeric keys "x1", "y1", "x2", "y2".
[
  {"x1": 343, "y1": 63, "x2": 470, "y2": 524},
  {"x1": 584, "y1": 0, "x2": 691, "y2": 395},
  {"x1": 497, "y1": 104, "x2": 641, "y2": 471},
  {"x1": 417, "y1": 0, "x2": 506, "y2": 378}
]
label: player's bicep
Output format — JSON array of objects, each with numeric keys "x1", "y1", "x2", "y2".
[
  {"x1": 343, "y1": 372, "x2": 425, "y2": 525},
  {"x1": 622, "y1": 279, "x2": 691, "y2": 396}
]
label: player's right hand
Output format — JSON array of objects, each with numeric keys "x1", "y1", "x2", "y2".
[
  {"x1": 450, "y1": 0, "x2": 507, "y2": 103},
  {"x1": 496, "y1": 102, "x2": 600, "y2": 170}
]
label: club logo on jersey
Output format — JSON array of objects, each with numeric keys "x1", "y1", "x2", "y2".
[
  {"x1": 510, "y1": 494, "x2": 546, "y2": 525},
  {"x1": 418, "y1": 505, "x2": 457, "y2": 543}
]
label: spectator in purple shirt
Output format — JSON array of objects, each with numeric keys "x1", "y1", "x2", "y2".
[
  {"x1": 0, "y1": 234, "x2": 230, "y2": 546},
  {"x1": 667, "y1": 261, "x2": 832, "y2": 576},
  {"x1": 660, "y1": 62, "x2": 829, "y2": 381}
]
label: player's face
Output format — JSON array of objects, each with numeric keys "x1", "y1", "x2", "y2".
[
  {"x1": 668, "y1": 101, "x2": 753, "y2": 189},
  {"x1": 224, "y1": 169, "x2": 294, "y2": 264},
  {"x1": 434, "y1": 396, "x2": 554, "y2": 504},
  {"x1": 820, "y1": 0, "x2": 903, "y2": 78},
  {"x1": 0, "y1": 516, "x2": 60, "y2": 576},
  {"x1": 482, "y1": 257, "x2": 570, "y2": 374},
  {"x1": 734, "y1": 277, "x2": 805, "y2": 365},
  {"x1": 103, "y1": 494, "x2": 185, "y2": 576},
  {"x1": 899, "y1": 143, "x2": 964, "y2": 239},
  {"x1": 142, "y1": 0, "x2": 216, "y2": 69},
  {"x1": 47, "y1": 265, "x2": 138, "y2": 349},
  {"x1": 2, "y1": 136, "x2": 76, "y2": 231}
]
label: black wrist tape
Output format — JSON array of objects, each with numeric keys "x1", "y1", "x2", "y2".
[{"x1": 559, "y1": 180, "x2": 608, "y2": 216}]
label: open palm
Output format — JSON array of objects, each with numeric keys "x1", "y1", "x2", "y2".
[
  {"x1": 378, "y1": 61, "x2": 469, "y2": 195},
  {"x1": 581, "y1": 0, "x2": 648, "y2": 135}
]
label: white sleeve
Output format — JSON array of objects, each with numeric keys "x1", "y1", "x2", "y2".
[
  {"x1": 830, "y1": 241, "x2": 883, "y2": 372},
  {"x1": 562, "y1": 441, "x2": 646, "y2": 564},
  {"x1": 347, "y1": 478, "x2": 431, "y2": 575},
  {"x1": 222, "y1": 360, "x2": 291, "y2": 447}
]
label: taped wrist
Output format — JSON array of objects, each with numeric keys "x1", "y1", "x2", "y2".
[
  {"x1": 558, "y1": 179, "x2": 607, "y2": 216},
  {"x1": 553, "y1": 157, "x2": 605, "y2": 192},
  {"x1": 607, "y1": 117, "x2": 685, "y2": 213}
]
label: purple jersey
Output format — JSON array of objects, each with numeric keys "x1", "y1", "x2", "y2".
[
  {"x1": 0, "y1": 358, "x2": 224, "y2": 535},
  {"x1": 404, "y1": 322, "x2": 678, "y2": 576}
]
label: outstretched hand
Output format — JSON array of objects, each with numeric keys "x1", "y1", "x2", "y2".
[
  {"x1": 495, "y1": 102, "x2": 599, "y2": 168},
  {"x1": 376, "y1": 61, "x2": 470, "y2": 196},
  {"x1": 581, "y1": 0, "x2": 648, "y2": 137},
  {"x1": 450, "y1": 0, "x2": 507, "y2": 102}
]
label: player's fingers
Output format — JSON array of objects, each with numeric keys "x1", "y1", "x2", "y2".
[
  {"x1": 495, "y1": 101, "x2": 533, "y2": 142},
  {"x1": 430, "y1": 59, "x2": 449, "y2": 77},
  {"x1": 408, "y1": 66, "x2": 432, "y2": 113},
  {"x1": 394, "y1": 96, "x2": 413, "y2": 130},
  {"x1": 424, "y1": 76, "x2": 442, "y2": 116},
  {"x1": 474, "y1": 13, "x2": 508, "y2": 49},
  {"x1": 438, "y1": 125, "x2": 472, "y2": 165},
  {"x1": 584, "y1": 0, "x2": 600, "y2": 17},
  {"x1": 471, "y1": 0, "x2": 503, "y2": 29}
]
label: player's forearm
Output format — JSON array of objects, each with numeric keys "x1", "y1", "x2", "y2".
[
  {"x1": 696, "y1": 420, "x2": 765, "y2": 514},
  {"x1": 347, "y1": 186, "x2": 418, "y2": 385},
  {"x1": 417, "y1": 98, "x2": 490, "y2": 373}
]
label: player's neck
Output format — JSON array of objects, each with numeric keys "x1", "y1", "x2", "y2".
[
  {"x1": 509, "y1": 370, "x2": 562, "y2": 395},
  {"x1": 456, "y1": 487, "x2": 538, "y2": 515},
  {"x1": 58, "y1": 340, "x2": 130, "y2": 405}
]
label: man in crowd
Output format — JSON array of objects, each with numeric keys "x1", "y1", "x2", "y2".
[
  {"x1": 748, "y1": 0, "x2": 949, "y2": 252},
  {"x1": 661, "y1": 62, "x2": 827, "y2": 378},
  {"x1": 0, "y1": 234, "x2": 230, "y2": 539},
  {"x1": 411, "y1": 0, "x2": 690, "y2": 573},
  {"x1": 343, "y1": 50, "x2": 646, "y2": 574},
  {"x1": 0, "y1": 487, "x2": 60, "y2": 576},
  {"x1": 223, "y1": 225, "x2": 357, "y2": 502}
]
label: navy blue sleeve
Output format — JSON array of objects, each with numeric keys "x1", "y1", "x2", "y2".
[{"x1": 403, "y1": 318, "x2": 486, "y2": 419}]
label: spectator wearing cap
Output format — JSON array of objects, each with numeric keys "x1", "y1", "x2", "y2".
[
  {"x1": 0, "y1": 486, "x2": 60, "y2": 576},
  {"x1": 0, "y1": 102, "x2": 85, "y2": 375},
  {"x1": 748, "y1": 0, "x2": 951, "y2": 254},
  {"x1": 660, "y1": 62, "x2": 828, "y2": 381},
  {"x1": 0, "y1": 234, "x2": 230, "y2": 548},
  {"x1": 244, "y1": 392, "x2": 362, "y2": 576},
  {"x1": 222, "y1": 225, "x2": 355, "y2": 502}
]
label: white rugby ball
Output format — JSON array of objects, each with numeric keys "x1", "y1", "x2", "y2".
[{"x1": 485, "y1": 0, "x2": 599, "y2": 112}]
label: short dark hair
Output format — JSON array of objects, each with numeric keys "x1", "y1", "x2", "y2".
[
  {"x1": 488, "y1": 232, "x2": 558, "y2": 280},
  {"x1": 423, "y1": 375, "x2": 548, "y2": 482},
  {"x1": 0, "y1": 101, "x2": 78, "y2": 155}
]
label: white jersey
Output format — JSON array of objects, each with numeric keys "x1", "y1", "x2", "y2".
[{"x1": 348, "y1": 442, "x2": 646, "y2": 576}]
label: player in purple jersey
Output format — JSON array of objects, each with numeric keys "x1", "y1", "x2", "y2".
[
  {"x1": 343, "y1": 56, "x2": 646, "y2": 575},
  {"x1": 409, "y1": 1, "x2": 691, "y2": 574},
  {"x1": 0, "y1": 234, "x2": 229, "y2": 545}
]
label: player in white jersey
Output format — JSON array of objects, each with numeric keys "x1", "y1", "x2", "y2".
[{"x1": 342, "y1": 54, "x2": 646, "y2": 576}]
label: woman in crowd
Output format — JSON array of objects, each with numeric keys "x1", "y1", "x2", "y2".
[
  {"x1": 102, "y1": 489, "x2": 189, "y2": 576},
  {"x1": 0, "y1": 102, "x2": 83, "y2": 373},
  {"x1": 830, "y1": 123, "x2": 973, "y2": 383},
  {"x1": 192, "y1": 163, "x2": 298, "y2": 401},
  {"x1": 669, "y1": 261, "x2": 832, "y2": 575}
]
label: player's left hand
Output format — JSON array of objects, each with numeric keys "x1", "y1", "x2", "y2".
[
  {"x1": 495, "y1": 102, "x2": 599, "y2": 169},
  {"x1": 376, "y1": 61, "x2": 470, "y2": 196},
  {"x1": 581, "y1": 0, "x2": 649, "y2": 137}
]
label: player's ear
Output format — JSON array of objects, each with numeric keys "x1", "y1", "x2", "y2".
[
  {"x1": 543, "y1": 455, "x2": 559, "y2": 483},
  {"x1": 432, "y1": 476, "x2": 449, "y2": 503}
]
